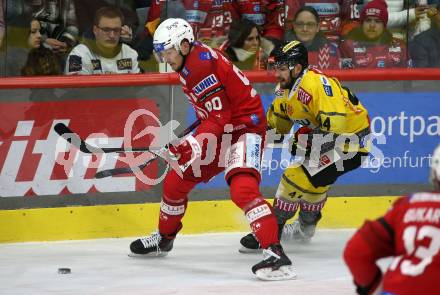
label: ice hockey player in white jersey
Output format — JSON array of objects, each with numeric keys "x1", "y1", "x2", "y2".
[{"x1": 65, "y1": 6, "x2": 140, "y2": 75}]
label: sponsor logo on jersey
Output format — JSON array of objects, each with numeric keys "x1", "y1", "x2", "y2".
[
  {"x1": 319, "y1": 154, "x2": 331, "y2": 167},
  {"x1": 242, "y1": 14, "x2": 265, "y2": 25},
  {"x1": 199, "y1": 86, "x2": 224, "y2": 102},
  {"x1": 308, "y1": 3, "x2": 340, "y2": 16},
  {"x1": 91, "y1": 59, "x2": 102, "y2": 71},
  {"x1": 297, "y1": 87, "x2": 312, "y2": 105},
  {"x1": 389, "y1": 46, "x2": 402, "y2": 53},
  {"x1": 117, "y1": 58, "x2": 133, "y2": 70},
  {"x1": 320, "y1": 76, "x2": 333, "y2": 96},
  {"x1": 68, "y1": 55, "x2": 82, "y2": 72},
  {"x1": 199, "y1": 52, "x2": 212, "y2": 60},
  {"x1": 185, "y1": 10, "x2": 206, "y2": 23},
  {"x1": 354, "y1": 47, "x2": 366, "y2": 53},
  {"x1": 193, "y1": 74, "x2": 219, "y2": 96},
  {"x1": 181, "y1": 67, "x2": 190, "y2": 77}
]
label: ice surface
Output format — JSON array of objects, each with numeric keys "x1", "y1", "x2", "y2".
[{"x1": 0, "y1": 230, "x2": 357, "y2": 295}]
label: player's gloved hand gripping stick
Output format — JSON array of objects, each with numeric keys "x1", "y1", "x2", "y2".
[{"x1": 54, "y1": 119, "x2": 201, "y2": 178}]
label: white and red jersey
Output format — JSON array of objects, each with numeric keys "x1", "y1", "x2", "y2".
[
  {"x1": 234, "y1": 0, "x2": 284, "y2": 41},
  {"x1": 178, "y1": 41, "x2": 266, "y2": 139},
  {"x1": 146, "y1": 0, "x2": 238, "y2": 41},
  {"x1": 184, "y1": 0, "x2": 238, "y2": 40},
  {"x1": 344, "y1": 192, "x2": 440, "y2": 295}
]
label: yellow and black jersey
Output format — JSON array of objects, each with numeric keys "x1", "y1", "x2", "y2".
[{"x1": 267, "y1": 68, "x2": 370, "y2": 152}]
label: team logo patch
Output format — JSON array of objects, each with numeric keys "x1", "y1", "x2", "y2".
[
  {"x1": 377, "y1": 60, "x2": 385, "y2": 68},
  {"x1": 199, "y1": 52, "x2": 212, "y2": 60},
  {"x1": 117, "y1": 58, "x2": 133, "y2": 70},
  {"x1": 297, "y1": 87, "x2": 312, "y2": 105},
  {"x1": 91, "y1": 59, "x2": 102, "y2": 71},
  {"x1": 192, "y1": 74, "x2": 219, "y2": 96},
  {"x1": 68, "y1": 55, "x2": 82, "y2": 72},
  {"x1": 250, "y1": 114, "x2": 259, "y2": 125}
]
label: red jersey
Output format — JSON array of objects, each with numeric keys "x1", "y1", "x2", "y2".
[
  {"x1": 179, "y1": 42, "x2": 266, "y2": 139},
  {"x1": 344, "y1": 193, "x2": 440, "y2": 295},
  {"x1": 184, "y1": 0, "x2": 238, "y2": 41},
  {"x1": 146, "y1": 0, "x2": 238, "y2": 41},
  {"x1": 235, "y1": 0, "x2": 285, "y2": 41},
  {"x1": 340, "y1": 37, "x2": 408, "y2": 69}
]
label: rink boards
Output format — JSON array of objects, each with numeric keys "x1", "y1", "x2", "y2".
[{"x1": 0, "y1": 196, "x2": 398, "y2": 243}]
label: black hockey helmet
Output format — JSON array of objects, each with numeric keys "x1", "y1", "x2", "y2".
[{"x1": 268, "y1": 40, "x2": 308, "y2": 70}]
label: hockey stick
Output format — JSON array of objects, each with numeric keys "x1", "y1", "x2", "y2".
[
  {"x1": 94, "y1": 119, "x2": 201, "y2": 178},
  {"x1": 54, "y1": 123, "x2": 160, "y2": 154}
]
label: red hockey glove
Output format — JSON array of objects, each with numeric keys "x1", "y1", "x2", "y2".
[
  {"x1": 291, "y1": 126, "x2": 313, "y2": 156},
  {"x1": 168, "y1": 135, "x2": 202, "y2": 171},
  {"x1": 294, "y1": 126, "x2": 313, "y2": 147}
]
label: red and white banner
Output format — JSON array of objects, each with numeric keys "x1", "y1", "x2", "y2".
[{"x1": 0, "y1": 99, "x2": 161, "y2": 197}]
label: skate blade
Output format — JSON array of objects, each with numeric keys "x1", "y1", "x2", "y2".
[
  {"x1": 255, "y1": 265, "x2": 297, "y2": 281},
  {"x1": 239, "y1": 246, "x2": 263, "y2": 254},
  {"x1": 127, "y1": 251, "x2": 169, "y2": 258}
]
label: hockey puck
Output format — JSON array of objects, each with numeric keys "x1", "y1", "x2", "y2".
[{"x1": 58, "y1": 268, "x2": 71, "y2": 274}]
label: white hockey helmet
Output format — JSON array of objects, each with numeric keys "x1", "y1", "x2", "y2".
[
  {"x1": 153, "y1": 18, "x2": 194, "y2": 54},
  {"x1": 430, "y1": 144, "x2": 440, "y2": 189}
]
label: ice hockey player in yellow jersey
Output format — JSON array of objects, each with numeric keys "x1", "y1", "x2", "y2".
[{"x1": 240, "y1": 40, "x2": 371, "y2": 252}]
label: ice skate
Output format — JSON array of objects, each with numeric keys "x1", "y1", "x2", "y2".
[
  {"x1": 239, "y1": 233, "x2": 262, "y2": 253},
  {"x1": 129, "y1": 231, "x2": 175, "y2": 257},
  {"x1": 282, "y1": 220, "x2": 315, "y2": 243},
  {"x1": 252, "y1": 244, "x2": 297, "y2": 281}
]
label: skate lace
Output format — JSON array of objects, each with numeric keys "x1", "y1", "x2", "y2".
[
  {"x1": 282, "y1": 222, "x2": 300, "y2": 240},
  {"x1": 262, "y1": 248, "x2": 281, "y2": 261},
  {"x1": 140, "y1": 231, "x2": 162, "y2": 251}
]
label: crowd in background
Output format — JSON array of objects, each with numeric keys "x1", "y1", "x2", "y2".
[{"x1": 0, "y1": 0, "x2": 439, "y2": 77}]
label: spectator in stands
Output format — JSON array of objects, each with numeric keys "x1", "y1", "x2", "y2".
[
  {"x1": 5, "y1": 16, "x2": 61, "y2": 76},
  {"x1": 7, "y1": 0, "x2": 78, "y2": 55},
  {"x1": 340, "y1": 0, "x2": 408, "y2": 68},
  {"x1": 285, "y1": 6, "x2": 341, "y2": 69},
  {"x1": 341, "y1": 0, "x2": 430, "y2": 40},
  {"x1": 410, "y1": 3, "x2": 440, "y2": 67},
  {"x1": 21, "y1": 19, "x2": 62, "y2": 76},
  {"x1": 219, "y1": 18, "x2": 272, "y2": 70},
  {"x1": 286, "y1": 0, "x2": 342, "y2": 43},
  {"x1": 65, "y1": 6, "x2": 140, "y2": 75},
  {"x1": 73, "y1": 0, "x2": 140, "y2": 45}
]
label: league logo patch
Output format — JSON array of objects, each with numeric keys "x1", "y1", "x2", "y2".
[
  {"x1": 297, "y1": 87, "x2": 312, "y2": 105},
  {"x1": 193, "y1": 74, "x2": 219, "y2": 96},
  {"x1": 68, "y1": 55, "x2": 82, "y2": 72}
]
